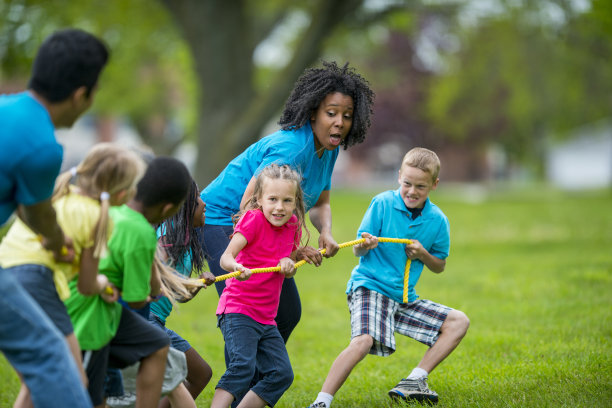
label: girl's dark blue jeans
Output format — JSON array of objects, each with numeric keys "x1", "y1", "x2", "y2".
[
  {"x1": 200, "y1": 224, "x2": 302, "y2": 344},
  {"x1": 216, "y1": 313, "x2": 293, "y2": 406}
]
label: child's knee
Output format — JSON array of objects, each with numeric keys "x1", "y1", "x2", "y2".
[
  {"x1": 276, "y1": 366, "x2": 294, "y2": 391},
  {"x1": 150, "y1": 344, "x2": 170, "y2": 361},
  {"x1": 350, "y1": 334, "x2": 374, "y2": 354},
  {"x1": 456, "y1": 310, "x2": 470, "y2": 332},
  {"x1": 446, "y1": 310, "x2": 470, "y2": 335},
  {"x1": 187, "y1": 352, "x2": 212, "y2": 386},
  {"x1": 193, "y1": 361, "x2": 212, "y2": 386}
]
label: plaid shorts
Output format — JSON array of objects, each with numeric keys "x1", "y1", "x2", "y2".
[{"x1": 348, "y1": 286, "x2": 451, "y2": 356}]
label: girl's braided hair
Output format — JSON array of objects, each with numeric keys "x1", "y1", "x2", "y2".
[
  {"x1": 154, "y1": 180, "x2": 207, "y2": 304},
  {"x1": 278, "y1": 60, "x2": 375, "y2": 149},
  {"x1": 157, "y1": 179, "x2": 205, "y2": 275}
]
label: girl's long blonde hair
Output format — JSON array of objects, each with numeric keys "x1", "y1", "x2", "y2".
[
  {"x1": 53, "y1": 143, "x2": 145, "y2": 258},
  {"x1": 238, "y1": 163, "x2": 309, "y2": 247},
  {"x1": 153, "y1": 247, "x2": 204, "y2": 305}
]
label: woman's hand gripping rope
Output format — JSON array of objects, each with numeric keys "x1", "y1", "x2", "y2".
[{"x1": 206, "y1": 237, "x2": 413, "y2": 283}]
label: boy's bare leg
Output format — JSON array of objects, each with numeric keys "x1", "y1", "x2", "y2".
[
  {"x1": 166, "y1": 383, "x2": 196, "y2": 408},
  {"x1": 320, "y1": 334, "x2": 373, "y2": 396},
  {"x1": 236, "y1": 390, "x2": 266, "y2": 408},
  {"x1": 211, "y1": 388, "x2": 234, "y2": 408},
  {"x1": 135, "y1": 345, "x2": 169, "y2": 408},
  {"x1": 417, "y1": 310, "x2": 469, "y2": 373}
]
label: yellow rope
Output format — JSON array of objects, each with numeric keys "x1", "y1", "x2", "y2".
[
  {"x1": 103, "y1": 238, "x2": 416, "y2": 298},
  {"x1": 209, "y1": 237, "x2": 413, "y2": 284},
  {"x1": 403, "y1": 258, "x2": 411, "y2": 303}
]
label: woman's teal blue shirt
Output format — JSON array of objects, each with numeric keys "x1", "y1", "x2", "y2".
[{"x1": 201, "y1": 122, "x2": 339, "y2": 226}]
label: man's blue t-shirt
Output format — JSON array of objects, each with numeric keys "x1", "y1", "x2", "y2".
[
  {"x1": 346, "y1": 190, "x2": 450, "y2": 304},
  {"x1": 201, "y1": 122, "x2": 339, "y2": 225},
  {"x1": 0, "y1": 92, "x2": 63, "y2": 225}
]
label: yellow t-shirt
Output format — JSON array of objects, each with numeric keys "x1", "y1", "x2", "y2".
[{"x1": 0, "y1": 187, "x2": 111, "y2": 299}]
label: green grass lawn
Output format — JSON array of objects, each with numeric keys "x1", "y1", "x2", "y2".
[{"x1": 1, "y1": 186, "x2": 611, "y2": 407}]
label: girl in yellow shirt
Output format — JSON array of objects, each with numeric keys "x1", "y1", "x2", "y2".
[{"x1": 0, "y1": 143, "x2": 145, "y2": 407}]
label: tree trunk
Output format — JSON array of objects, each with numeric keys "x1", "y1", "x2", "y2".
[
  {"x1": 162, "y1": 0, "x2": 253, "y2": 184},
  {"x1": 162, "y1": 0, "x2": 362, "y2": 185}
]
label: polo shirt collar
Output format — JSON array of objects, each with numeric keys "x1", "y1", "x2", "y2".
[{"x1": 393, "y1": 188, "x2": 432, "y2": 218}]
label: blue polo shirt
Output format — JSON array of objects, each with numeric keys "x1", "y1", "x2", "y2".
[
  {"x1": 0, "y1": 92, "x2": 63, "y2": 225},
  {"x1": 346, "y1": 189, "x2": 450, "y2": 303},
  {"x1": 201, "y1": 122, "x2": 338, "y2": 225}
]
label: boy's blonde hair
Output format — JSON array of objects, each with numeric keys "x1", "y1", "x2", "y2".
[
  {"x1": 53, "y1": 143, "x2": 145, "y2": 258},
  {"x1": 401, "y1": 147, "x2": 441, "y2": 183}
]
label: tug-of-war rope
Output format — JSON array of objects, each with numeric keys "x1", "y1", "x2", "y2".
[{"x1": 208, "y1": 237, "x2": 414, "y2": 303}]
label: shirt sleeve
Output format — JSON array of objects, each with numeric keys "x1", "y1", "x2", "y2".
[
  {"x1": 356, "y1": 196, "x2": 383, "y2": 238},
  {"x1": 252, "y1": 138, "x2": 300, "y2": 176},
  {"x1": 429, "y1": 216, "x2": 450, "y2": 260},
  {"x1": 234, "y1": 210, "x2": 262, "y2": 244},
  {"x1": 13, "y1": 144, "x2": 63, "y2": 206},
  {"x1": 59, "y1": 198, "x2": 101, "y2": 250},
  {"x1": 120, "y1": 247, "x2": 155, "y2": 302}
]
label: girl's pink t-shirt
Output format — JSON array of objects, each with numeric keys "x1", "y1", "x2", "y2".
[{"x1": 216, "y1": 209, "x2": 300, "y2": 325}]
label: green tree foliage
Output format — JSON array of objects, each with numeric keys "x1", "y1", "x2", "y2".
[
  {"x1": 5, "y1": 1, "x2": 607, "y2": 183},
  {"x1": 160, "y1": 0, "x2": 396, "y2": 184},
  {"x1": 0, "y1": 0, "x2": 197, "y2": 154},
  {"x1": 1, "y1": 0, "x2": 408, "y2": 184},
  {"x1": 425, "y1": 0, "x2": 612, "y2": 178}
]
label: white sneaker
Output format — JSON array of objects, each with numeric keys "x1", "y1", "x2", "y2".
[
  {"x1": 388, "y1": 377, "x2": 438, "y2": 405},
  {"x1": 306, "y1": 402, "x2": 328, "y2": 408}
]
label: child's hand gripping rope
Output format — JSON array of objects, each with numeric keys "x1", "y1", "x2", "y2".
[
  {"x1": 37, "y1": 234, "x2": 74, "y2": 263},
  {"x1": 99, "y1": 275, "x2": 119, "y2": 303},
  {"x1": 207, "y1": 236, "x2": 413, "y2": 293},
  {"x1": 102, "y1": 269, "x2": 217, "y2": 300}
]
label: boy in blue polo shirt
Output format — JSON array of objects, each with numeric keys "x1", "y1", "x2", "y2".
[{"x1": 307, "y1": 148, "x2": 470, "y2": 407}]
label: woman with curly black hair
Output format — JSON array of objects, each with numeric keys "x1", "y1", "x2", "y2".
[{"x1": 201, "y1": 60, "x2": 375, "y2": 345}]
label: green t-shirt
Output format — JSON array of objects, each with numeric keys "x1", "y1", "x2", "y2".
[{"x1": 64, "y1": 205, "x2": 157, "y2": 350}]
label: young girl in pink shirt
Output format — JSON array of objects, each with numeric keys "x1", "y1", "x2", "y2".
[{"x1": 211, "y1": 164, "x2": 310, "y2": 408}]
